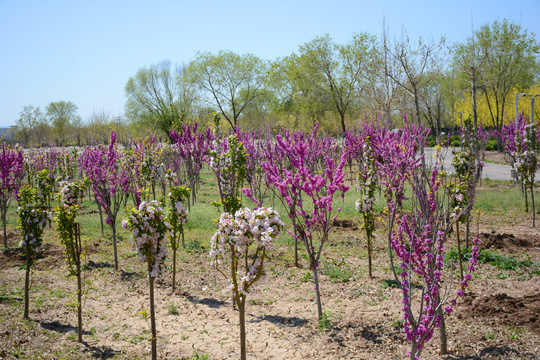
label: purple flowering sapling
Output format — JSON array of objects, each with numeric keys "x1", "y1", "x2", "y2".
[
  {"x1": 373, "y1": 118, "x2": 428, "y2": 211},
  {"x1": 237, "y1": 128, "x2": 270, "y2": 206},
  {"x1": 389, "y1": 154, "x2": 481, "y2": 359},
  {"x1": 166, "y1": 185, "x2": 190, "y2": 291},
  {"x1": 210, "y1": 207, "x2": 283, "y2": 360},
  {"x1": 0, "y1": 144, "x2": 25, "y2": 248},
  {"x1": 170, "y1": 122, "x2": 212, "y2": 205},
  {"x1": 81, "y1": 131, "x2": 136, "y2": 270},
  {"x1": 122, "y1": 200, "x2": 170, "y2": 360},
  {"x1": 17, "y1": 185, "x2": 50, "y2": 319},
  {"x1": 54, "y1": 179, "x2": 87, "y2": 342},
  {"x1": 262, "y1": 128, "x2": 350, "y2": 322},
  {"x1": 501, "y1": 115, "x2": 539, "y2": 227}
]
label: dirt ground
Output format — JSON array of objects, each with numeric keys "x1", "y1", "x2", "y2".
[{"x1": 0, "y1": 207, "x2": 539, "y2": 359}]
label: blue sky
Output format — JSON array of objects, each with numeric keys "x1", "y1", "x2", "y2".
[{"x1": 1, "y1": 0, "x2": 538, "y2": 127}]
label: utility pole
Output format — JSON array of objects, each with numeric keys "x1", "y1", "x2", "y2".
[{"x1": 516, "y1": 93, "x2": 540, "y2": 125}]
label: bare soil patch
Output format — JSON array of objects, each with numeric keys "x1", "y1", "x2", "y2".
[{"x1": 1, "y1": 204, "x2": 539, "y2": 359}]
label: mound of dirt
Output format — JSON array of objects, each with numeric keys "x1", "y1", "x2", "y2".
[
  {"x1": 461, "y1": 292, "x2": 540, "y2": 335},
  {"x1": 332, "y1": 219, "x2": 359, "y2": 231},
  {"x1": 0, "y1": 247, "x2": 25, "y2": 269},
  {"x1": 479, "y1": 232, "x2": 540, "y2": 253},
  {"x1": 0, "y1": 231, "x2": 18, "y2": 248}
]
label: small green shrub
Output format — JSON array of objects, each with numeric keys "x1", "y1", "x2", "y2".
[
  {"x1": 323, "y1": 265, "x2": 353, "y2": 283},
  {"x1": 300, "y1": 272, "x2": 312, "y2": 283},
  {"x1": 168, "y1": 302, "x2": 179, "y2": 315},
  {"x1": 485, "y1": 139, "x2": 498, "y2": 151},
  {"x1": 185, "y1": 239, "x2": 203, "y2": 253},
  {"x1": 318, "y1": 311, "x2": 335, "y2": 331}
]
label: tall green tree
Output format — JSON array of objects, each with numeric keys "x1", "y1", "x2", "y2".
[
  {"x1": 453, "y1": 19, "x2": 539, "y2": 130},
  {"x1": 15, "y1": 106, "x2": 47, "y2": 146},
  {"x1": 295, "y1": 33, "x2": 379, "y2": 133},
  {"x1": 46, "y1": 101, "x2": 81, "y2": 146},
  {"x1": 267, "y1": 54, "x2": 330, "y2": 131},
  {"x1": 384, "y1": 29, "x2": 447, "y2": 125},
  {"x1": 125, "y1": 61, "x2": 197, "y2": 139},
  {"x1": 187, "y1": 51, "x2": 268, "y2": 130}
]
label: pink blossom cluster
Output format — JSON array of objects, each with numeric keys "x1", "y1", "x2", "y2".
[
  {"x1": 122, "y1": 200, "x2": 171, "y2": 278},
  {"x1": 210, "y1": 207, "x2": 283, "y2": 295}
]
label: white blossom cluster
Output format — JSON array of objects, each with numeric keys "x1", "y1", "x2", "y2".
[
  {"x1": 18, "y1": 206, "x2": 49, "y2": 250},
  {"x1": 355, "y1": 195, "x2": 377, "y2": 213},
  {"x1": 122, "y1": 201, "x2": 171, "y2": 277},
  {"x1": 58, "y1": 180, "x2": 84, "y2": 207},
  {"x1": 174, "y1": 200, "x2": 188, "y2": 225},
  {"x1": 165, "y1": 169, "x2": 177, "y2": 184},
  {"x1": 210, "y1": 207, "x2": 283, "y2": 295}
]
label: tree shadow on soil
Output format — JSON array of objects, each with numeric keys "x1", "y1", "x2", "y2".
[
  {"x1": 83, "y1": 260, "x2": 113, "y2": 271},
  {"x1": 444, "y1": 345, "x2": 522, "y2": 360},
  {"x1": 0, "y1": 295, "x2": 23, "y2": 304},
  {"x1": 81, "y1": 341, "x2": 123, "y2": 359},
  {"x1": 360, "y1": 325, "x2": 384, "y2": 344},
  {"x1": 39, "y1": 320, "x2": 92, "y2": 335},
  {"x1": 249, "y1": 314, "x2": 307, "y2": 327},
  {"x1": 184, "y1": 294, "x2": 228, "y2": 309},
  {"x1": 120, "y1": 270, "x2": 144, "y2": 281}
]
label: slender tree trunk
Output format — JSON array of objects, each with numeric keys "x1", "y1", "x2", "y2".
[
  {"x1": 465, "y1": 213, "x2": 470, "y2": 250},
  {"x1": 312, "y1": 262, "x2": 323, "y2": 321},
  {"x1": 75, "y1": 224, "x2": 83, "y2": 343},
  {"x1": 111, "y1": 222, "x2": 118, "y2": 271},
  {"x1": 524, "y1": 185, "x2": 529, "y2": 212},
  {"x1": 24, "y1": 250, "x2": 31, "y2": 319},
  {"x1": 472, "y1": 74, "x2": 478, "y2": 128},
  {"x1": 437, "y1": 294, "x2": 448, "y2": 355},
  {"x1": 149, "y1": 276, "x2": 157, "y2": 360},
  {"x1": 181, "y1": 231, "x2": 185, "y2": 249},
  {"x1": 96, "y1": 200, "x2": 104, "y2": 235},
  {"x1": 456, "y1": 222, "x2": 464, "y2": 282},
  {"x1": 239, "y1": 296, "x2": 247, "y2": 360},
  {"x1": 531, "y1": 184, "x2": 536, "y2": 227},
  {"x1": 293, "y1": 226, "x2": 299, "y2": 268},
  {"x1": 367, "y1": 232, "x2": 373, "y2": 278},
  {"x1": 2, "y1": 209, "x2": 7, "y2": 248},
  {"x1": 410, "y1": 340, "x2": 417, "y2": 360},
  {"x1": 172, "y1": 246, "x2": 177, "y2": 292},
  {"x1": 77, "y1": 258, "x2": 83, "y2": 342}
]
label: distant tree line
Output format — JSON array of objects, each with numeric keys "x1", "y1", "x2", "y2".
[{"x1": 10, "y1": 19, "x2": 540, "y2": 147}]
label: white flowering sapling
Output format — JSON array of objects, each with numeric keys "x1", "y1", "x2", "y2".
[
  {"x1": 17, "y1": 185, "x2": 50, "y2": 319},
  {"x1": 355, "y1": 136, "x2": 377, "y2": 278},
  {"x1": 446, "y1": 181, "x2": 468, "y2": 281},
  {"x1": 122, "y1": 201, "x2": 170, "y2": 360},
  {"x1": 208, "y1": 113, "x2": 247, "y2": 215},
  {"x1": 451, "y1": 117, "x2": 487, "y2": 246},
  {"x1": 54, "y1": 179, "x2": 87, "y2": 342},
  {"x1": 167, "y1": 185, "x2": 190, "y2": 292},
  {"x1": 210, "y1": 208, "x2": 283, "y2": 360}
]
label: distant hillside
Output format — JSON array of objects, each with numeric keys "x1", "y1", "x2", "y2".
[{"x1": 0, "y1": 127, "x2": 15, "y2": 139}]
